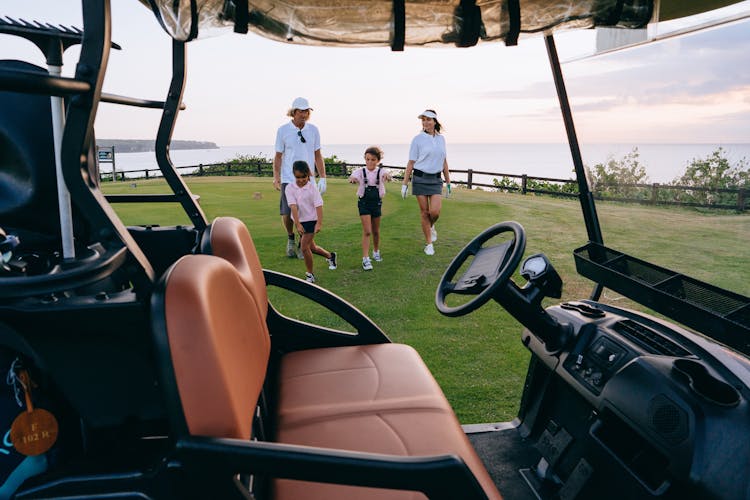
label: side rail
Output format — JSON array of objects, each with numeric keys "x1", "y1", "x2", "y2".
[
  {"x1": 263, "y1": 269, "x2": 390, "y2": 350},
  {"x1": 176, "y1": 436, "x2": 490, "y2": 500}
]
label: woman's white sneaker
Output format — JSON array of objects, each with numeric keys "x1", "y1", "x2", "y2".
[
  {"x1": 424, "y1": 243, "x2": 435, "y2": 256},
  {"x1": 305, "y1": 272, "x2": 316, "y2": 283},
  {"x1": 372, "y1": 250, "x2": 382, "y2": 262},
  {"x1": 362, "y1": 257, "x2": 373, "y2": 271}
]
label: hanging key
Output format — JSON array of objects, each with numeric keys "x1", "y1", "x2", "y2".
[{"x1": 9, "y1": 369, "x2": 58, "y2": 456}]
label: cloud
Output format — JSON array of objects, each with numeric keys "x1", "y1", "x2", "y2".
[
  {"x1": 477, "y1": 20, "x2": 750, "y2": 117},
  {"x1": 570, "y1": 21, "x2": 750, "y2": 101}
]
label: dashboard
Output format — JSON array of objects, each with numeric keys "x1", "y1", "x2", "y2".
[{"x1": 520, "y1": 300, "x2": 750, "y2": 499}]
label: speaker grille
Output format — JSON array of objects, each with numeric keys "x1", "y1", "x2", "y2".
[{"x1": 648, "y1": 394, "x2": 689, "y2": 445}]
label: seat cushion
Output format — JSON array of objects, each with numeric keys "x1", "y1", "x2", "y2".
[
  {"x1": 277, "y1": 344, "x2": 452, "y2": 427},
  {"x1": 274, "y1": 409, "x2": 501, "y2": 499},
  {"x1": 274, "y1": 343, "x2": 502, "y2": 500}
]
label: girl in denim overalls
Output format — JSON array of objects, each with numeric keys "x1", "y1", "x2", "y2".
[{"x1": 348, "y1": 146, "x2": 392, "y2": 271}]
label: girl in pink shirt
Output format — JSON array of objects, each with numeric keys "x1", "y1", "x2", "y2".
[
  {"x1": 348, "y1": 146, "x2": 391, "y2": 271},
  {"x1": 285, "y1": 161, "x2": 337, "y2": 283}
]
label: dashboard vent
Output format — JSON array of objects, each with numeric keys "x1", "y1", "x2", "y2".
[{"x1": 613, "y1": 320, "x2": 691, "y2": 357}]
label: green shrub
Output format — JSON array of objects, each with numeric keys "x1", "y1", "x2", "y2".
[
  {"x1": 200, "y1": 153, "x2": 273, "y2": 176},
  {"x1": 585, "y1": 148, "x2": 651, "y2": 200},
  {"x1": 491, "y1": 176, "x2": 521, "y2": 192},
  {"x1": 668, "y1": 148, "x2": 749, "y2": 206}
]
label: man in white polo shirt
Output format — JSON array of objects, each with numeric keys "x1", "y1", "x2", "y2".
[{"x1": 273, "y1": 97, "x2": 327, "y2": 257}]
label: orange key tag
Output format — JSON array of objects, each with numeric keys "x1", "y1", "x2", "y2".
[{"x1": 10, "y1": 369, "x2": 58, "y2": 456}]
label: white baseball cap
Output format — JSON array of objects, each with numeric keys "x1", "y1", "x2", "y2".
[
  {"x1": 291, "y1": 97, "x2": 313, "y2": 111},
  {"x1": 418, "y1": 110, "x2": 437, "y2": 119}
]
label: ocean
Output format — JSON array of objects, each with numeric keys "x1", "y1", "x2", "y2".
[{"x1": 107, "y1": 143, "x2": 750, "y2": 185}]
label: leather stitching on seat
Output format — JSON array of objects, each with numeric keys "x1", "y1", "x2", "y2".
[
  {"x1": 281, "y1": 347, "x2": 377, "y2": 379},
  {"x1": 282, "y1": 365, "x2": 376, "y2": 380},
  {"x1": 280, "y1": 407, "x2": 448, "y2": 430},
  {"x1": 361, "y1": 348, "x2": 381, "y2": 400},
  {"x1": 374, "y1": 413, "x2": 410, "y2": 455}
]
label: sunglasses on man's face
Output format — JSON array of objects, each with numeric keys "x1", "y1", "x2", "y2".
[{"x1": 297, "y1": 131, "x2": 306, "y2": 143}]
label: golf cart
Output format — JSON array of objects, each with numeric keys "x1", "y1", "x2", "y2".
[{"x1": 1, "y1": 1, "x2": 749, "y2": 499}]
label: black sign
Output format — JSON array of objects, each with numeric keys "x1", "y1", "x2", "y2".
[{"x1": 98, "y1": 149, "x2": 113, "y2": 161}]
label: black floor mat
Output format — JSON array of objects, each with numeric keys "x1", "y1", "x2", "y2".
[{"x1": 466, "y1": 425, "x2": 541, "y2": 500}]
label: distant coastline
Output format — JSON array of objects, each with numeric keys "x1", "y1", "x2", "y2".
[{"x1": 96, "y1": 139, "x2": 219, "y2": 153}]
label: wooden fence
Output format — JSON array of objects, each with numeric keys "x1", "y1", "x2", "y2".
[{"x1": 100, "y1": 160, "x2": 747, "y2": 212}]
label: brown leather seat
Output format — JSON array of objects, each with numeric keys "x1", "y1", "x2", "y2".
[
  {"x1": 204, "y1": 217, "x2": 453, "y2": 419},
  {"x1": 174, "y1": 218, "x2": 504, "y2": 499},
  {"x1": 275, "y1": 345, "x2": 500, "y2": 499},
  {"x1": 275, "y1": 407, "x2": 498, "y2": 500},
  {"x1": 277, "y1": 343, "x2": 452, "y2": 422},
  {"x1": 202, "y1": 216, "x2": 268, "y2": 322},
  {"x1": 159, "y1": 254, "x2": 269, "y2": 440}
]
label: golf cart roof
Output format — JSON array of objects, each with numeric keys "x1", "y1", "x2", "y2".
[{"x1": 139, "y1": 0, "x2": 745, "y2": 46}]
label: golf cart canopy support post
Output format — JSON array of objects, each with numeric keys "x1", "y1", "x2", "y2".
[{"x1": 544, "y1": 33, "x2": 605, "y2": 301}]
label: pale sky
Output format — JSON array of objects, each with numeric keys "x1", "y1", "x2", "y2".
[{"x1": 2, "y1": 1, "x2": 750, "y2": 146}]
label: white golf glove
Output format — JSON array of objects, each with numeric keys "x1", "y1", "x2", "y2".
[
  {"x1": 317, "y1": 177, "x2": 327, "y2": 195},
  {"x1": 401, "y1": 184, "x2": 408, "y2": 199}
]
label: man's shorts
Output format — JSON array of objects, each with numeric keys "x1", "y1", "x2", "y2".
[{"x1": 280, "y1": 183, "x2": 291, "y2": 216}]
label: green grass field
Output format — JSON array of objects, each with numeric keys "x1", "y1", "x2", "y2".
[{"x1": 104, "y1": 176, "x2": 750, "y2": 424}]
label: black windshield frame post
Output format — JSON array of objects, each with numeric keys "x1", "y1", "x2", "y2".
[
  {"x1": 60, "y1": 0, "x2": 155, "y2": 289},
  {"x1": 155, "y1": 39, "x2": 208, "y2": 230},
  {"x1": 545, "y1": 33, "x2": 604, "y2": 300}
]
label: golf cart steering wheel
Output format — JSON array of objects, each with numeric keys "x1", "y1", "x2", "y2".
[{"x1": 436, "y1": 221, "x2": 526, "y2": 317}]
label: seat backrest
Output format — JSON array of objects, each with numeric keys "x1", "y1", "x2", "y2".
[
  {"x1": 0, "y1": 60, "x2": 59, "y2": 237},
  {"x1": 152, "y1": 254, "x2": 270, "y2": 440},
  {"x1": 201, "y1": 217, "x2": 268, "y2": 321},
  {"x1": 0, "y1": 59, "x2": 98, "y2": 240}
]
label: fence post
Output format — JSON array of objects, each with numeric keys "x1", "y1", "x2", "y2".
[
  {"x1": 342, "y1": 163, "x2": 347, "y2": 176},
  {"x1": 257, "y1": 161, "x2": 262, "y2": 175},
  {"x1": 521, "y1": 175, "x2": 527, "y2": 194},
  {"x1": 738, "y1": 188, "x2": 746, "y2": 212},
  {"x1": 651, "y1": 183, "x2": 659, "y2": 204},
  {"x1": 111, "y1": 146, "x2": 117, "y2": 182},
  {"x1": 467, "y1": 169, "x2": 473, "y2": 190},
  {"x1": 146, "y1": 169, "x2": 149, "y2": 179},
  {"x1": 198, "y1": 164, "x2": 203, "y2": 176},
  {"x1": 226, "y1": 163, "x2": 231, "y2": 176}
]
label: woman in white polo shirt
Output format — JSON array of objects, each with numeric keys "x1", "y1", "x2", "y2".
[{"x1": 401, "y1": 109, "x2": 452, "y2": 256}]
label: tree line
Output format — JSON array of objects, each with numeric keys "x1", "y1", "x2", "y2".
[
  {"x1": 584, "y1": 147, "x2": 748, "y2": 207},
  {"x1": 488, "y1": 147, "x2": 748, "y2": 208},
  {"x1": 97, "y1": 139, "x2": 219, "y2": 153}
]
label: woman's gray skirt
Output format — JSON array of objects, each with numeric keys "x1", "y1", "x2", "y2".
[{"x1": 411, "y1": 174, "x2": 443, "y2": 196}]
